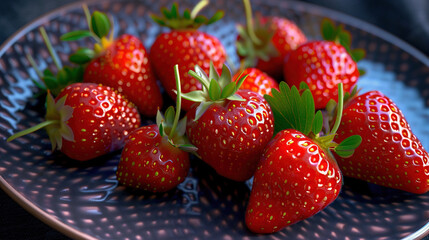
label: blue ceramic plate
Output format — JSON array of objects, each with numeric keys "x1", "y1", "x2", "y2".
[{"x1": 1, "y1": 0, "x2": 429, "y2": 239}]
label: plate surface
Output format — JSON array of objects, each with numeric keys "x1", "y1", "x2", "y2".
[{"x1": 1, "y1": 0, "x2": 429, "y2": 239}]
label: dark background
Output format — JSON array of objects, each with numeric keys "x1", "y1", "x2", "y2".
[{"x1": 1, "y1": 0, "x2": 429, "y2": 239}]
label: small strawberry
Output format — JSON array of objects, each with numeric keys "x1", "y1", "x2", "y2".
[
  {"x1": 236, "y1": 0, "x2": 307, "y2": 80},
  {"x1": 283, "y1": 19, "x2": 365, "y2": 110},
  {"x1": 117, "y1": 65, "x2": 196, "y2": 192},
  {"x1": 61, "y1": 8, "x2": 163, "y2": 117},
  {"x1": 245, "y1": 82, "x2": 361, "y2": 233},
  {"x1": 334, "y1": 90, "x2": 429, "y2": 194},
  {"x1": 7, "y1": 82, "x2": 141, "y2": 161},
  {"x1": 150, "y1": 1, "x2": 226, "y2": 111},
  {"x1": 182, "y1": 62, "x2": 274, "y2": 181},
  {"x1": 232, "y1": 67, "x2": 279, "y2": 97}
]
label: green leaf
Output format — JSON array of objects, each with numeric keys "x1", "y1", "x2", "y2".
[
  {"x1": 151, "y1": 15, "x2": 166, "y2": 26},
  {"x1": 207, "y1": 11, "x2": 224, "y2": 25},
  {"x1": 208, "y1": 79, "x2": 221, "y2": 101},
  {"x1": 180, "y1": 90, "x2": 206, "y2": 102},
  {"x1": 221, "y1": 82, "x2": 236, "y2": 99},
  {"x1": 161, "y1": 7, "x2": 172, "y2": 19},
  {"x1": 178, "y1": 143, "x2": 198, "y2": 152},
  {"x1": 312, "y1": 110, "x2": 323, "y2": 135},
  {"x1": 336, "y1": 135, "x2": 362, "y2": 151},
  {"x1": 235, "y1": 73, "x2": 248, "y2": 91},
  {"x1": 358, "y1": 68, "x2": 366, "y2": 76},
  {"x1": 194, "y1": 16, "x2": 208, "y2": 24},
  {"x1": 321, "y1": 18, "x2": 336, "y2": 41},
  {"x1": 335, "y1": 149, "x2": 355, "y2": 158},
  {"x1": 299, "y1": 81, "x2": 310, "y2": 90},
  {"x1": 218, "y1": 64, "x2": 231, "y2": 89},
  {"x1": 338, "y1": 30, "x2": 351, "y2": 47},
  {"x1": 164, "y1": 106, "x2": 176, "y2": 127},
  {"x1": 194, "y1": 101, "x2": 214, "y2": 121},
  {"x1": 170, "y1": 3, "x2": 179, "y2": 19},
  {"x1": 69, "y1": 48, "x2": 95, "y2": 64},
  {"x1": 351, "y1": 48, "x2": 366, "y2": 62},
  {"x1": 91, "y1": 11, "x2": 111, "y2": 38},
  {"x1": 60, "y1": 30, "x2": 92, "y2": 41},
  {"x1": 159, "y1": 121, "x2": 165, "y2": 137}
]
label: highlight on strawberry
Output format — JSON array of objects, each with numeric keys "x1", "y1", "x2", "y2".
[
  {"x1": 245, "y1": 82, "x2": 362, "y2": 233},
  {"x1": 7, "y1": 83, "x2": 141, "y2": 161},
  {"x1": 149, "y1": 0, "x2": 227, "y2": 111},
  {"x1": 60, "y1": 6, "x2": 163, "y2": 117},
  {"x1": 116, "y1": 65, "x2": 196, "y2": 192},
  {"x1": 182, "y1": 62, "x2": 274, "y2": 181},
  {"x1": 283, "y1": 18, "x2": 366, "y2": 110},
  {"x1": 236, "y1": 0, "x2": 307, "y2": 80},
  {"x1": 334, "y1": 90, "x2": 429, "y2": 194}
]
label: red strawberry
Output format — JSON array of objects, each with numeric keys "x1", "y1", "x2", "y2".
[
  {"x1": 246, "y1": 82, "x2": 361, "y2": 233},
  {"x1": 334, "y1": 90, "x2": 429, "y2": 194},
  {"x1": 116, "y1": 65, "x2": 196, "y2": 192},
  {"x1": 236, "y1": 0, "x2": 307, "y2": 80},
  {"x1": 61, "y1": 10, "x2": 163, "y2": 117},
  {"x1": 246, "y1": 129, "x2": 342, "y2": 233},
  {"x1": 233, "y1": 67, "x2": 279, "y2": 96},
  {"x1": 283, "y1": 19, "x2": 365, "y2": 110},
  {"x1": 182, "y1": 63, "x2": 274, "y2": 181},
  {"x1": 7, "y1": 82, "x2": 141, "y2": 161},
  {"x1": 150, "y1": 1, "x2": 227, "y2": 111}
]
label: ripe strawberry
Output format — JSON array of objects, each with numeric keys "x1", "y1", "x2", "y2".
[
  {"x1": 182, "y1": 63, "x2": 274, "y2": 181},
  {"x1": 150, "y1": 1, "x2": 226, "y2": 111},
  {"x1": 245, "y1": 82, "x2": 361, "y2": 233},
  {"x1": 283, "y1": 19, "x2": 365, "y2": 110},
  {"x1": 117, "y1": 65, "x2": 196, "y2": 192},
  {"x1": 236, "y1": 0, "x2": 307, "y2": 80},
  {"x1": 7, "y1": 82, "x2": 141, "y2": 161},
  {"x1": 232, "y1": 67, "x2": 279, "y2": 96},
  {"x1": 61, "y1": 10, "x2": 163, "y2": 117},
  {"x1": 334, "y1": 90, "x2": 429, "y2": 194}
]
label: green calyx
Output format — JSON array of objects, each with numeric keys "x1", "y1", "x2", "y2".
[
  {"x1": 29, "y1": 27, "x2": 83, "y2": 97},
  {"x1": 7, "y1": 92, "x2": 74, "y2": 151},
  {"x1": 264, "y1": 81, "x2": 362, "y2": 158},
  {"x1": 151, "y1": 0, "x2": 224, "y2": 30},
  {"x1": 156, "y1": 65, "x2": 197, "y2": 153},
  {"x1": 236, "y1": 0, "x2": 278, "y2": 68},
  {"x1": 181, "y1": 62, "x2": 247, "y2": 121},
  {"x1": 60, "y1": 5, "x2": 113, "y2": 64},
  {"x1": 321, "y1": 18, "x2": 366, "y2": 75}
]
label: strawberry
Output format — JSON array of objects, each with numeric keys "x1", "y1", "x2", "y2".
[
  {"x1": 283, "y1": 19, "x2": 365, "y2": 110},
  {"x1": 245, "y1": 82, "x2": 361, "y2": 233},
  {"x1": 150, "y1": 1, "x2": 226, "y2": 111},
  {"x1": 61, "y1": 9, "x2": 163, "y2": 117},
  {"x1": 7, "y1": 82, "x2": 141, "y2": 161},
  {"x1": 334, "y1": 90, "x2": 429, "y2": 194},
  {"x1": 182, "y1": 62, "x2": 274, "y2": 181},
  {"x1": 117, "y1": 65, "x2": 196, "y2": 192},
  {"x1": 236, "y1": 0, "x2": 307, "y2": 80},
  {"x1": 232, "y1": 67, "x2": 279, "y2": 97}
]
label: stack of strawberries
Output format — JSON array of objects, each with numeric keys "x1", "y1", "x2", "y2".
[{"x1": 8, "y1": 0, "x2": 429, "y2": 234}]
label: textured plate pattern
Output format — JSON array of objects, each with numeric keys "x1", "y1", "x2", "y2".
[{"x1": 1, "y1": 0, "x2": 429, "y2": 239}]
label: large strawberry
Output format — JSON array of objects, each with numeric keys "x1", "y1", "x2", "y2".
[
  {"x1": 182, "y1": 62, "x2": 274, "y2": 181},
  {"x1": 7, "y1": 82, "x2": 141, "y2": 161},
  {"x1": 283, "y1": 19, "x2": 365, "y2": 110},
  {"x1": 117, "y1": 65, "x2": 196, "y2": 192},
  {"x1": 245, "y1": 82, "x2": 361, "y2": 233},
  {"x1": 150, "y1": 1, "x2": 226, "y2": 111},
  {"x1": 61, "y1": 9, "x2": 163, "y2": 117},
  {"x1": 236, "y1": 0, "x2": 307, "y2": 80},
  {"x1": 334, "y1": 90, "x2": 429, "y2": 194},
  {"x1": 232, "y1": 67, "x2": 279, "y2": 97}
]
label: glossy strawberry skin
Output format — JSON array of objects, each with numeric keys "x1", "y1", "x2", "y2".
[
  {"x1": 233, "y1": 68, "x2": 279, "y2": 96},
  {"x1": 334, "y1": 91, "x2": 429, "y2": 194},
  {"x1": 56, "y1": 83, "x2": 141, "y2": 161},
  {"x1": 283, "y1": 41, "x2": 359, "y2": 109},
  {"x1": 116, "y1": 125, "x2": 190, "y2": 192},
  {"x1": 246, "y1": 129, "x2": 342, "y2": 233},
  {"x1": 150, "y1": 31, "x2": 227, "y2": 111},
  {"x1": 257, "y1": 17, "x2": 307, "y2": 80},
  {"x1": 83, "y1": 34, "x2": 163, "y2": 117},
  {"x1": 186, "y1": 90, "x2": 274, "y2": 181}
]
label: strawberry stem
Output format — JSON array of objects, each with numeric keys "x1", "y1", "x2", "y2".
[
  {"x1": 7, "y1": 120, "x2": 59, "y2": 142},
  {"x1": 39, "y1": 27, "x2": 63, "y2": 70},
  {"x1": 329, "y1": 83, "x2": 344, "y2": 135},
  {"x1": 169, "y1": 64, "x2": 182, "y2": 138},
  {"x1": 190, "y1": 0, "x2": 209, "y2": 19},
  {"x1": 243, "y1": 0, "x2": 262, "y2": 45},
  {"x1": 26, "y1": 53, "x2": 43, "y2": 80}
]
